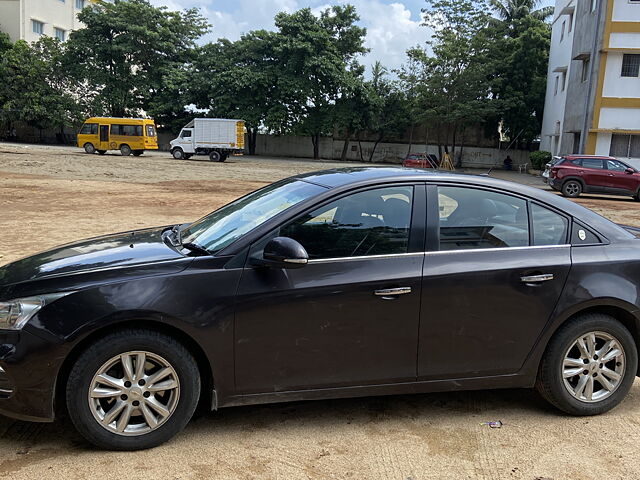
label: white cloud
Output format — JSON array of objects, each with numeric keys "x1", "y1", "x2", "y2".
[{"x1": 151, "y1": 0, "x2": 429, "y2": 75}]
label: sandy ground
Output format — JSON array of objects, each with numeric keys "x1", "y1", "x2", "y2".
[{"x1": 2, "y1": 143, "x2": 640, "y2": 479}]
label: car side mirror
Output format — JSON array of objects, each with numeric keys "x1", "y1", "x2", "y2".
[
  {"x1": 625, "y1": 167, "x2": 635, "y2": 174},
  {"x1": 258, "y1": 237, "x2": 309, "y2": 269}
]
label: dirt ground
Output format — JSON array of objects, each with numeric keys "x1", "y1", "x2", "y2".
[{"x1": 1, "y1": 142, "x2": 640, "y2": 479}]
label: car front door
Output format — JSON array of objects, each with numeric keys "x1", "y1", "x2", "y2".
[
  {"x1": 417, "y1": 185, "x2": 572, "y2": 379},
  {"x1": 604, "y1": 159, "x2": 639, "y2": 194},
  {"x1": 233, "y1": 184, "x2": 425, "y2": 394}
]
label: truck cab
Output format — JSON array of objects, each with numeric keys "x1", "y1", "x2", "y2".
[{"x1": 170, "y1": 128, "x2": 195, "y2": 159}]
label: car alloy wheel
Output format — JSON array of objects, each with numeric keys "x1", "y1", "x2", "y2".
[
  {"x1": 88, "y1": 351, "x2": 180, "y2": 436},
  {"x1": 562, "y1": 181, "x2": 581, "y2": 197},
  {"x1": 562, "y1": 331, "x2": 625, "y2": 403}
]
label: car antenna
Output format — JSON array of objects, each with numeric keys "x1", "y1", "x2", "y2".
[{"x1": 480, "y1": 167, "x2": 493, "y2": 177}]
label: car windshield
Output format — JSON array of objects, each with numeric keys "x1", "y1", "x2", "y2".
[
  {"x1": 180, "y1": 179, "x2": 326, "y2": 253},
  {"x1": 624, "y1": 158, "x2": 640, "y2": 171}
]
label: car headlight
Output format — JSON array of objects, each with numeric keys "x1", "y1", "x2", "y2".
[{"x1": 0, "y1": 293, "x2": 73, "y2": 330}]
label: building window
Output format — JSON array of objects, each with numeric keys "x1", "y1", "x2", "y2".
[
  {"x1": 581, "y1": 57, "x2": 590, "y2": 82},
  {"x1": 554, "y1": 76, "x2": 559, "y2": 95},
  {"x1": 610, "y1": 134, "x2": 640, "y2": 158},
  {"x1": 561, "y1": 71, "x2": 566, "y2": 91},
  {"x1": 54, "y1": 28, "x2": 65, "y2": 41},
  {"x1": 76, "y1": 0, "x2": 85, "y2": 9},
  {"x1": 568, "y1": 14, "x2": 573, "y2": 33},
  {"x1": 561, "y1": 21, "x2": 566, "y2": 41},
  {"x1": 591, "y1": 0, "x2": 597, "y2": 12},
  {"x1": 31, "y1": 20, "x2": 44, "y2": 35},
  {"x1": 58, "y1": 0, "x2": 65, "y2": 3},
  {"x1": 622, "y1": 54, "x2": 640, "y2": 77}
]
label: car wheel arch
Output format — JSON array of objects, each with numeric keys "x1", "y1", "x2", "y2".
[
  {"x1": 561, "y1": 176, "x2": 586, "y2": 188},
  {"x1": 52, "y1": 318, "x2": 215, "y2": 419},
  {"x1": 541, "y1": 302, "x2": 640, "y2": 375}
]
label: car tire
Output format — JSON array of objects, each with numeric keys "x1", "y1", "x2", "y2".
[
  {"x1": 84, "y1": 143, "x2": 96, "y2": 154},
  {"x1": 561, "y1": 180, "x2": 582, "y2": 198},
  {"x1": 536, "y1": 313, "x2": 637, "y2": 416},
  {"x1": 172, "y1": 149, "x2": 184, "y2": 160},
  {"x1": 66, "y1": 328, "x2": 201, "y2": 451},
  {"x1": 120, "y1": 144, "x2": 132, "y2": 156},
  {"x1": 133, "y1": 150, "x2": 144, "y2": 156},
  {"x1": 209, "y1": 151, "x2": 221, "y2": 162},
  {"x1": 97, "y1": 150, "x2": 106, "y2": 155}
]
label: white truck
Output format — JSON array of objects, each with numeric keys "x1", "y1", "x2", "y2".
[{"x1": 170, "y1": 118, "x2": 245, "y2": 162}]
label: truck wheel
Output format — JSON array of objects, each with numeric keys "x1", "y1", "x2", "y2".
[
  {"x1": 120, "y1": 144, "x2": 132, "y2": 156},
  {"x1": 133, "y1": 150, "x2": 144, "y2": 156},
  {"x1": 209, "y1": 151, "x2": 221, "y2": 162},
  {"x1": 84, "y1": 143, "x2": 96, "y2": 154},
  {"x1": 172, "y1": 149, "x2": 184, "y2": 160}
]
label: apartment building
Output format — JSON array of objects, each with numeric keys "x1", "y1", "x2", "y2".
[
  {"x1": 541, "y1": 0, "x2": 640, "y2": 160},
  {"x1": 0, "y1": 0, "x2": 88, "y2": 43}
]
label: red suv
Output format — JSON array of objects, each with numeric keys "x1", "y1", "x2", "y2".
[{"x1": 546, "y1": 155, "x2": 640, "y2": 200}]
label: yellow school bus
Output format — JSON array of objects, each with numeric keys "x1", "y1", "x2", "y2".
[{"x1": 77, "y1": 117, "x2": 158, "y2": 156}]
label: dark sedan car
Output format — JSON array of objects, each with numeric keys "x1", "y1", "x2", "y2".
[{"x1": 1, "y1": 167, "x2": 640, "y2": 450}]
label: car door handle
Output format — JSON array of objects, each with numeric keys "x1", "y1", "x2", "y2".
[
  {"x1": 520, "y1": 274, "x2": 554, "y2": 283},
  {"x1": 374, "y1": 287, "x2": 412, "y2": 297}
]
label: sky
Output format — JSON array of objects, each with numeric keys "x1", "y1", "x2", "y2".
[{"x1": 152, "y1": 0, "x2": 555, "y2": 75}]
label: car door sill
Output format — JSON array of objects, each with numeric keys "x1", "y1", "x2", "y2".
[{"x1": 219, "y1": 373, "x2": 532, "y2": 409}]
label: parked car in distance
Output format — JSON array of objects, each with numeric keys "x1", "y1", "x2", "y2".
[
  {"x1": 3, "y1": 167, "x2": 640, "y2": 450},
  {"x1": 170, "y1": 118, "x2": 245, "y2": 162},
  {"x1": 546, "y1": 154, "x2": 640, "y2": 200},
  {"x1": 403, "y1": 153, "x2": 439, "y2": 169},
  {"x1": 77, "y1": 117, "x2": 158, "y2": 156}
]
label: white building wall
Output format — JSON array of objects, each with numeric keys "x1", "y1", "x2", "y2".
[
  {"x1": 612, "y1": 0, "x2": 640, "y2": 22},
  {"x1": 0, "y1": 0, "x2": 86, "y2": 42},
  {"x1": 540, "y1": 0, "x2": 576, "y2": 154},
  {"x1": 594, "y1": 132, "x2": 613, "y2": 156},
  {"x1": 609, "y1": 32, "x2": 640, "y2": 49},
  {"x1": 602, "y1": 52, "x2": 640, "y2": 99},
  {"x1": 599, "y1": 107, "x2": 640, "y2": 129}
]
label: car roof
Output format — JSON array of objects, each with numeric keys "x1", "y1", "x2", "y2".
[
  {"x1": 293, "y1": 166, "x2": 634, "y2": 241},
  {"x1": 563, "y1": 154, "x2": 614, "y2": 159}
]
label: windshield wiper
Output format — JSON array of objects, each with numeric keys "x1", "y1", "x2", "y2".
[{"x1": 181, "y1": 242, "x2": 211, "y2": 256}]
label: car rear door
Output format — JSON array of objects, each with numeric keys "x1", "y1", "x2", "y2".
[
  {"x1": 417, "y1": 185, "x2": 572, "y2": 379},
  {"x1": 233, "y1": 184, "x2": 426, "y2": 393},
  {"x1": 576, "y1": 158, "x2": 608, "y2": 192}
]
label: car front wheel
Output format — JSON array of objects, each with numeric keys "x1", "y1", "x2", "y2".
[
  {"x1": 66, "y1": 329, "x2": 201, "y2": 450},
  {"x1": 537, "y1": 313, "x2": 637, "y2": 416},
  {"x1": 561, "y1": 180, "x2": 582, "y2": 198}
]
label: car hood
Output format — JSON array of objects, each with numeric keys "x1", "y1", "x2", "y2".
[{"x1": 0, "y1": 227, "x2": 184, "y2": 287}]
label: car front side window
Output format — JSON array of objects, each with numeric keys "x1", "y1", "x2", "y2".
[
  {"x1": 438, "y1": 186, "x2": 529, "y2": 251},
  {"x1": 280, "y1": 186, "x2": 414, "y2": 260},
  {"x1": 606, "y1": 160, "x2": 628, "y2": 172}
]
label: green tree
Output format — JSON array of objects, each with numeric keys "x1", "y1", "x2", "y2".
[
  {"x1": 0, "y1": 37, "x2": 85, "y2": 137},
  {"x1": 490, "y1": 0, "x2": 553, "y2": 24},
  {"x1": 65, "y1": 0, "x2": 208, "y2": 122},
  {"x1": 488, "y1": 2, "x2": 551, "y2": 147},
  {"x1": 413, "y1": 0, "x2": 497, "y2": 159},
  {"x1": 273, "y1": 5, "x2": 367, "y2": 158},
  {"x1": 188, "y1": 31, "x2": 280, "y2": 155}
]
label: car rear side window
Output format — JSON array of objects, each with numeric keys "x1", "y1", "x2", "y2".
[
  {"x1": 581, "y1": 158, "x2": 604, "y2": 169},
  {"x1": 437, "y1": 187, "x2": 528, "y2": 250},
  {"x1": 531, "y1": 203, "x2": 568, "y2": 246},
  {"x1": 571, "y1": 222, "x2": 601, "y2": 245},
  {"x1": 280, "y1": 186, "x2": 414, "y2": 259}
]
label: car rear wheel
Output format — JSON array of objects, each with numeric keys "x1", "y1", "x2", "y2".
[
  {"x1": 536, "y1": 313, "x2": 637, "y2": 416},
  {"x1": 84, "y1": 143, "x2": 96, "y2": 154},
  {"x1": 561, "y1": 180, "x2": 582, "y2": 198},
  {"x1": 66, "y1": 329, "x2": 201, "y2": 450}
]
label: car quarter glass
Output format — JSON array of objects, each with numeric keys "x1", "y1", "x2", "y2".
[{"x1": 279, "y1": 186, "x2": 414, "y2": 259}]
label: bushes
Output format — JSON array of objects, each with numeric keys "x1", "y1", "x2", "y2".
[{"x1": 530, "y1": 150, "x2": 551, "y2": 170}]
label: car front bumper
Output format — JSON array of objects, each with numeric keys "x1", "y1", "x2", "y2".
[{"x1": 0, "y1": 329, "x2": 65, "y2": 422}]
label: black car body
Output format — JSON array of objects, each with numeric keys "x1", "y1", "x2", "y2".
[{"x1": 1, "y1": 167, "x2": 640, "y2": 449}]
